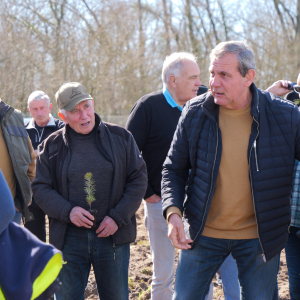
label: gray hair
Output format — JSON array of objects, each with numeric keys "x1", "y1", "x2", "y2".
[
  {"x1": 162, "y1": 52, "x2": 198, "y2": 85},
  {"x1": 27, "y1": 91, "x2": 51, "y2": 108},
  {"x1": 209, "y1": 41, "x2": 256, "y2": 77}
]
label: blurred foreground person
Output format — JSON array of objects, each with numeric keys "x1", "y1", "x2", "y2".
[
  {"x1": 25, "y1": 90, "x2": 64, "y2": 241},
  {"x1": 0, "y1": 99, "x2": 35, "y2": 224},
  {"x1": 267, "y1": 78, "x2": 300, "y2": 300},
  {"x1": 32, "y1": 82, "x2": 147, "y2": 300},
  {"x1": 162, "y1": 41, "x2": 300, "y2": 300},
  {"x1": 0, "y1": 170, "x2": 62, "y2": 300}
]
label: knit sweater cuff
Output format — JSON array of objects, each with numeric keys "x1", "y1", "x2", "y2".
[{"x1": 166, "y1": 206, "x2": 182, "y2": 222}]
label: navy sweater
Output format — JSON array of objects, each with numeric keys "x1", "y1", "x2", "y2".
[{"x1": 126, "y1": 91, "x2": 182, "y2": 199}]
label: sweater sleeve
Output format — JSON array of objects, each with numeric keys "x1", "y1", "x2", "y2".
[{"x1": 125, "y1": 101, "x2": 155, "y2": 199}]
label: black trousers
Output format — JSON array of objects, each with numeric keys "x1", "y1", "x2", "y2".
[{"x1": 24, "y1": 197, "x2": 46, "y2": 242}]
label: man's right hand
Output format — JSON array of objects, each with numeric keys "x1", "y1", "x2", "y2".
[
  {"x1": 266, "y1": 80, "x2": 291, "y2": 97},
  {"x1": 144, "y1": 194, "x2": 161, "y2": 203},
  {"x1": 168, "y1": 214, "x2": 193, "y2": 249},
  {"x1": 70, "y1": 206, "x2": 94, "y2": 228}
]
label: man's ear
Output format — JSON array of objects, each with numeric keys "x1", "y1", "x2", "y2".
[
  {"x1": 49, "y1": 103, "x2": 52, "y2": 111},
  {"x1": 169, "y1": 75, "x2": 176, "y2": 88},
  {"x1": 58, "y1": 112, "x2": 67, "y2": 123},
  {"x1": 245, "y1": 69, "x2": 255, "y2": 87},
  {"x1": 27, "y1": 107, "x2": 30, "y2": 113}
]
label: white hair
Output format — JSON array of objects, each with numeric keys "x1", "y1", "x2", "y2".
[
  {"x1": 162, "y1": 52, "x2": 198, "y2": 85},
  {"x1": 27, "y1": 91, "x2": 51, "y2": 108}
]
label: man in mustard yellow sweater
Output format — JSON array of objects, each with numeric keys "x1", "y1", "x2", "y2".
[{"x1": 162, "y1": 41, "x2": 300, "y2": 300}]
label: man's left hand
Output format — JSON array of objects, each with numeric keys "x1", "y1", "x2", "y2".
[{"x1": 96, "y1": 216, "x2": 118, "y2": 237}]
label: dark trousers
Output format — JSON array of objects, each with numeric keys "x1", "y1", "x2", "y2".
[
  {"x1": 24, "y1": 197, "x2": 46, "y2": 242},
  {"x1": 285, "y1": 226, "x2": 300, "y2": 300},
  {"x1": 56, "y1": 226, "x2": 130, "y2": 300}
]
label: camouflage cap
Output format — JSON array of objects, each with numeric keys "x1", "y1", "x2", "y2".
[{"x1": 55, "y1": 82, "x2": 93, "y2": 111}]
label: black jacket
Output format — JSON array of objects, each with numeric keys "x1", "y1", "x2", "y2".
[
  {"x1": 32, "y1": 113, "x2": 147, "y2": 250},
  {"x1": 162, "y1": 83, "x2": 300, "y2": 261},
  {"x1": 25, "y1": 116, "x2": 64, "y2": 149}
]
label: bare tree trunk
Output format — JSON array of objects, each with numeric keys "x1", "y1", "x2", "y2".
[
  {"x1": 205, "y1": 0, "x2": 219, "y2": 44},
  {"x1": 273, "y1": 0, "x2": 286, "y2": 33},
  {"x1": 138, "y1": 0, "x2": 146, "y2": 95},
  {"x1": 185, "y1": 0, "x2": 198, "y2": 53},
  {"x1": 218, "y1": 0, "x2": 229, "y2": 41},
  {"x1": 296, "y1": 0, "x2": 300, "y2": 39},
  {"x1": 162, "y1": 0, "x2": 171, "y2": 54}
]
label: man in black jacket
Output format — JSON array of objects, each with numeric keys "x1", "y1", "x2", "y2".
[
  {"x1": 32, "y1": 82, "x2": 147, "y2": 300},
  {"x1": 25, "y1": 90, "x2": 64, "y2": 241},
  {"x1": 162, "y1": 41, "x2": 300, "y2": 300}
]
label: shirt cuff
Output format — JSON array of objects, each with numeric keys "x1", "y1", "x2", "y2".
[{"x1": 166, "y1": 206, "x2": 182, "y2": 222}]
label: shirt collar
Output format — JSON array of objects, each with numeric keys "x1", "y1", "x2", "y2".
[
  {"x1": 26, "y1": 114, "x2": 56, "y2": 129},
  {"x1": 163, "y1": 86, "x2": 182, "y2": 111}
]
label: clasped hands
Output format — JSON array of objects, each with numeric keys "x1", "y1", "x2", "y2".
[{"x1": 69, "y1": 206, "x2": 118, "y2": 237}]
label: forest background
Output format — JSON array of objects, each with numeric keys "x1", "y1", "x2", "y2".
[{"x1": 1, "y1": 0, "x2": 300, "y2": 123}]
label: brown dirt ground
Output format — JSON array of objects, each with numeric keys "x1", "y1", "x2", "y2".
[{"x1": 81, "y1": 203, "x2": 291, "y2": 300}]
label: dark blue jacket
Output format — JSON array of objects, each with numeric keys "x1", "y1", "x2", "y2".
[
  {"x1": 162, "y1": 83, "x2": 300, "y2": 261},
  {"x1": 0, "y1": 170, "x2": 62, "y2": 300}
]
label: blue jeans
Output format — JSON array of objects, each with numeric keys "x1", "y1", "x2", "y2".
[
  {"x1": 219, "y1": 253, "x2": 241, "y2": 300},
  {"x1": 173, "y1": 236, "x2": 279, "y2": 300},
  {"x1": 205, "y1": 254, "x2": 240, "y2": 300},
  {"x1": 285, "y1": 226, "x2": 300, "y2": 300},
  {"x1": 56, "y1": 226, "x2": 130, "y2": 300}
]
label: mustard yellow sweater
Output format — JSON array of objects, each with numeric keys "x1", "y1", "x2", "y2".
[
  {"x1": 167, "y1": 102, "x2": 258, "y2": 239},
  {"x1": 202, "y1": 103, "x2": 258, "y2": 239}
]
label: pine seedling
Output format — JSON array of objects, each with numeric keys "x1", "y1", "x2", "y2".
[{"x1": 84, "y1": 172, "x2": 96, "y2": 209}]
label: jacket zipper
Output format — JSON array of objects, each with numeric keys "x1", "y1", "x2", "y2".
[
  {"x1": 249, "y1": 115, "x2": 266, "y2": 261},
  {"x1": 33, "y1": 127, "x2": 45, "y2": 144},
  {"x1": 254, "y1": 140, "x2": 259, "y2": 171},
  {"x1": 192, "y1": 122, "x2": 219, "y2": 246}
]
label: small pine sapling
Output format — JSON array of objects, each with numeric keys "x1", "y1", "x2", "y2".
[
  {"x1": 84, "y1": 172, "x2": 96, "y2": 209},
  {"x1": 84, "y1": 172, "x2": 97, "y2": 228}
]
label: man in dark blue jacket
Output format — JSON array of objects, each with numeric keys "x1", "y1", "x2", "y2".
[{"x1": 162, "y1": 41, "x2": 300, "y2": 300}]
